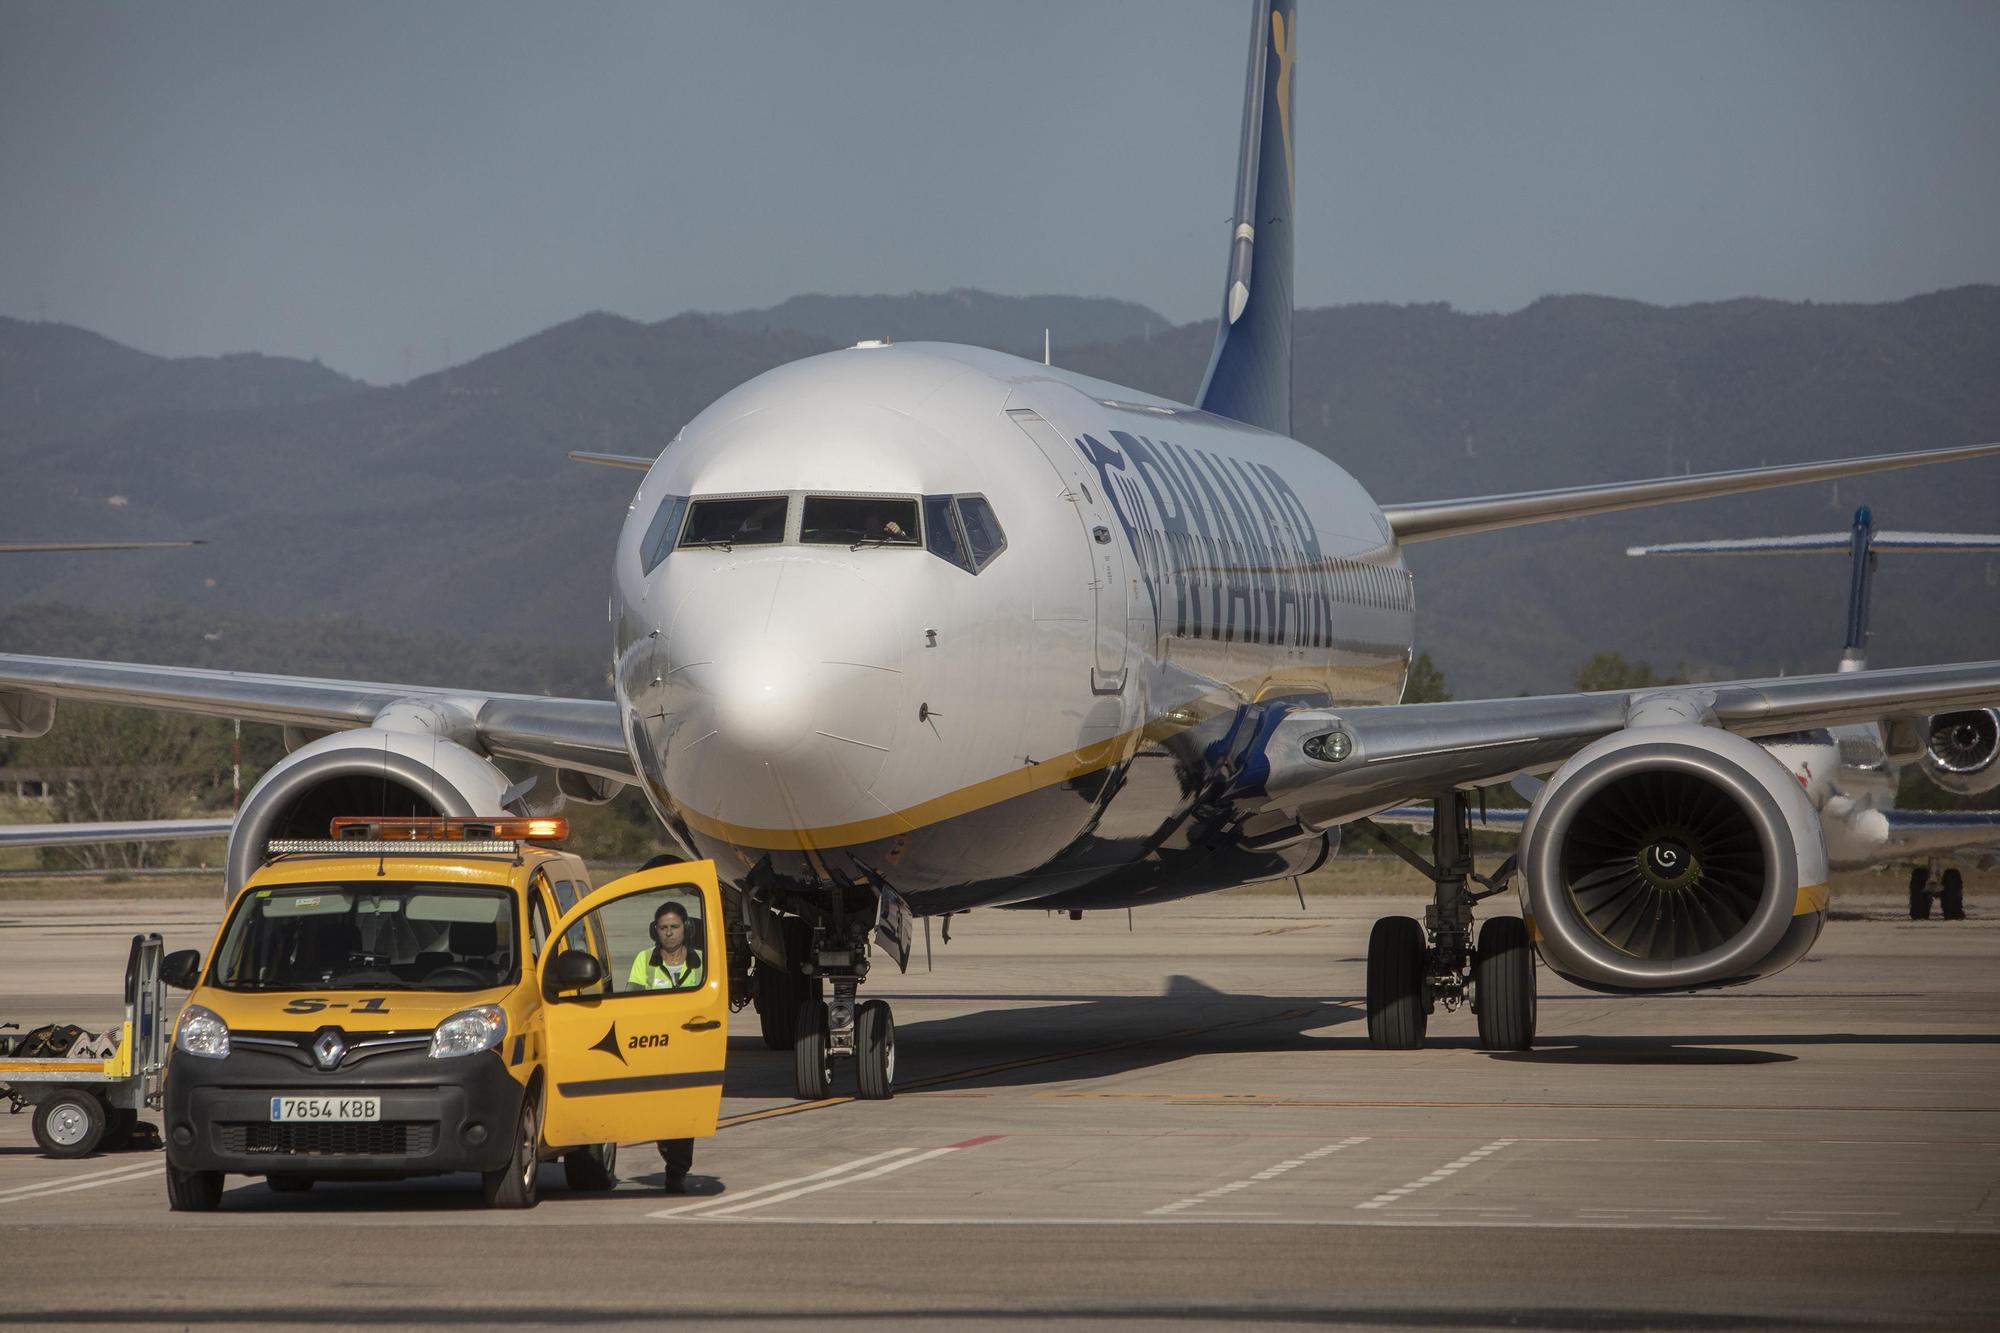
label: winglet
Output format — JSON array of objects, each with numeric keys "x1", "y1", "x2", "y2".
[{"x1": 1194, "y1": 0, "x2": 1296, "y2": 437}]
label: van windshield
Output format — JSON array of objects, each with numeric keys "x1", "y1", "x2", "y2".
[{"x1": 210, "y1": 883, "x2": 518, "y2": 992}]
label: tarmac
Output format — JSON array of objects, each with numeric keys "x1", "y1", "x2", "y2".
[{"x1": 1, "y1": 887, "x2": 1996, "y2": 1329}]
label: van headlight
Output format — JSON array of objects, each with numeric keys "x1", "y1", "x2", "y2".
[
  {"x1": 429, "y1": 1005, "x2": 507, "y2": 1059},
  {"x1": 176, "y1": 1004, "x2": 231, "y2": 1059}
]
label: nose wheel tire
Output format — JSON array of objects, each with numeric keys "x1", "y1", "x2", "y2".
[
  {"x1": 1472, "y1": 916, "x2": 1537, "y2": 1051},
  {"x1": 32, "y1": 1089, "x2": 105, "y2": 1158},
  {"x1": 1365, "y1": 916, "x2": 1429, "y2": 1050},
  {"x1": 165, "y1": 1163, "x2": 223, "y2": 1212},
  {"x1": 755, "y1": 967, "x2": 821, "y2": 1050},
  {"x1": 482, "y1": 1086, "x2": 542, "y2": 1209},
  {"x1": 793, "y1": 1000, "x2": 832, "y2": 1100},
  {"x1": 855, "y1": 999, "x2": 896, "y2": 1100},
  {"x1": 1908, "y1": 866, "x2": 1933, "y2": 920},
  {"x1": 1940, "y1": 868, "x2": 1966, "y2": 920}
]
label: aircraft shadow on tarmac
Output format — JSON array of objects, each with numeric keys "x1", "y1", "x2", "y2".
[
  {"x1": 1490, "y1": 1030, "x2": 2000, "y2": 1066},
  {"x1": 720, "y1": 974, "x2": 1364, "y2": 1101}
]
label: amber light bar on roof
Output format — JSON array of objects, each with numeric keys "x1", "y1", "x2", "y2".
[{"x1": 328, "y1": 816, "x2": 570, "y2": 844}]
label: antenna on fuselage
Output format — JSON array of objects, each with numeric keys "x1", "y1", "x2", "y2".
[{"x1": 1043, "y1": 328, "x2": 1051, "y2": 367}]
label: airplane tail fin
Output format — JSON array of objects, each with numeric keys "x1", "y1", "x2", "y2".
[
  {"x1": 1627, "y1": 506, "x2": 2000, "y2": 672},
  {"x1": 1194, "y1": 0, "x2": 1297, "y2": 436}
]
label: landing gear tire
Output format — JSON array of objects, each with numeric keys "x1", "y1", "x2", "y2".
[
  {"x1": 1909, "y1": 866, "x2": 1933, "y2": 920},
  {"x1": 32, "y1": 1088, "x2": 105, "y2": 1158},
  {"x1": 1941, "y1": 868, "x2": 1966, "y2": 921},
  {"x1": 1365, "y1": 916, "x2": 1429, "y2": 1050},
  {"x1": 855, "y1": 999, "x2": 896, "y2": 1100},
  {"x1": 166, "y1": 1163, "x2": 223, "y2": 1212},
  {"x1": 266, "y1": 1174, "x2": 315, "y2": 1194},
  {"x1": 793, "y1": 1000, "x2": 832, "y2": 1100},
  {"x1": 482, "y1": 1086, "x2": 542, "y2": 1209},
  {"x1": 1473, "y1": 916, "x2": 1537, "y2": 1052},
  {"x1": 755, "y1": 967, "x2": 819, "y2": 1051},
  {"x1": 562, "y1": 1141, "x2": 618, "y2": 1192}
]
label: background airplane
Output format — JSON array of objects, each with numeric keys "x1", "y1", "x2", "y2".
[
  {"x1": 1, "y1": 2, "x2": 1999, "y2": 1107},
  {"x1": 1629, "y1": 507, "x2": 2000, "y2": 918}
]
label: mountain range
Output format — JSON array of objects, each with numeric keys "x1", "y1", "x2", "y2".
[{"x1": 2, "y1": 286, "x2": 1996, "y2": 699}]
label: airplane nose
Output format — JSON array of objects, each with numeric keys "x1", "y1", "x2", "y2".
[
  {"x1": 706, "y1": 654, "x2": 816, "y2": 759},
  {"x1": 658, "y1": 557, "x2": 908, "y2": 829}
]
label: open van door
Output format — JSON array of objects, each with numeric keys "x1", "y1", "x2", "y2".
[{"x1": 538, "y1": 861, "x2": 728, "y2": 1148}]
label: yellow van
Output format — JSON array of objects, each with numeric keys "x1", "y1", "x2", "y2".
[{"x1": 159, "y1": 818, "x2": 728, "y2": 1211}]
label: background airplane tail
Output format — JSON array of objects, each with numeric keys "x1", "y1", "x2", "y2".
[
  {"x1": 1626, "y1": 506, "x2": 2000, "y2": 671},
  {"x1": 1195, "y1": 0, "x2": 1296, "y2": 437}
]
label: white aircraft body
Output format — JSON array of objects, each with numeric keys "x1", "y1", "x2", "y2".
[
  {"x1": 1628, "y1": 507, "x2": 2000, "y2": 918},
  {"x1": 5, "y1": 1, "x2": 2000, "y2": 1098}
]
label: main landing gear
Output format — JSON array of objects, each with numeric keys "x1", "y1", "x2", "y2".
[
  {"x1": 1355, "y1": 790, "x2": 1536, "y2": 1052},
  {"x1": 1908, "y1": 864, "x2": 1966, "y2": 921}
]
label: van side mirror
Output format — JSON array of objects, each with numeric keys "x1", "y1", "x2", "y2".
[
  {"x1": 161, "y1": 950, "x2": 202, "y2": 990},
  {"x1": 547, "y1": 949, "x2": 603, "y2": 996}
]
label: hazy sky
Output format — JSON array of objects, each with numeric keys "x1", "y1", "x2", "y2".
[{"x1": 4, "y1": 0, "x2": 1997, "y2": 385}]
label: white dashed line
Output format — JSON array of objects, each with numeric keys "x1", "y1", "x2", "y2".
[
  {"x1": 1355, "y1": 1138, "x2": 1516, "y2": 1210},
  {"x1": 0, "y1": 1162, "x2": 158, "y2": 1205},
  {"x1": 649, "y1": 1147, "x2": 917, "y2": 1218},
  {"x1": 1148, "y1": 1137, "x2": 1369, "y2": 1216}
]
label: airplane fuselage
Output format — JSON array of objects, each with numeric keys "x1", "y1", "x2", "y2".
[{"x1": 611, "y1": 342, "x2": 1414, "y2": 913}]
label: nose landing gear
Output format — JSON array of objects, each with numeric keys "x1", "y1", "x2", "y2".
[{"x1": 1354, "y1": 790, "x2": 1536, "y2": 1052}]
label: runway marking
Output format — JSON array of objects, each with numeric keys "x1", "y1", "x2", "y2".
[
  {"x1": 0, "y1": 1162, "x2": 157, "y2": 1204},
  {"x1": 1356, "y1": 1138, "x2": 1516, "y2": 1210},
  {"x1": 654, "y1": 1136, "x2": 1004, "y2": 1220},
  {"x1": 1037, "y1": 1092, "x2": 2000, "y2": 1114},
  {"x1": 647, "y1": 1147, "x2": 917, "y2": 1218},
  {"x1": 1148, "y1": 1137, "x2": 1368, "y2": 1216},
  {"x1": 716, "y1": 1005, "x2": 1318, "y2": 1129}
]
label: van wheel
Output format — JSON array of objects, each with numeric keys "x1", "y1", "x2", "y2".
[
  {"x1": 32, "y1": 1089, "x2": 105, "y2": 1158},
  {"x1": 166, "y1": 1163, "x2": 223, "y2": 1212},
  {"x1": 482, "y1": 1087, "x2": 542, "y2": 1209},
  {"x1": 563, "y1": 1141, "x2": 618, "y2": 1192}
]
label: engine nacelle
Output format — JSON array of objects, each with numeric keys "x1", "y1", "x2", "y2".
[
  {"x1": 1519, "y1": 724, "x2": 1828, "y2": 993},
  {"x1": 1920, "y1": 708, "x2": 2000, "y2": 797},
  {"x1": 223, "y1": 727, "x2": 524, "y2": 895}
]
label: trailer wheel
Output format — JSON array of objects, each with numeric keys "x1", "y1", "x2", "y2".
[{"x1": 32, "y1": 1089, "x2": 105, "y2": 1158}]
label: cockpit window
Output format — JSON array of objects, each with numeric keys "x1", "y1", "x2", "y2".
[
  {"x1": 956, "y1": 496, "x2": 1006, "y2": 568},
  {"x1": 639, "y1": 494, "x2": 689, "y2": 574},
  {"x1": 801, "y1": 496, "x2": 920, "y2": 547},
  {"x1": 921, "y1": 494, "x2": 1007, "y2": 573},
  {"x1": 679, "y1": 495, "x2": 788, "y2": 549},
  {"x1": 924, "y1": 496, "x2": 971, "y2": 571}
]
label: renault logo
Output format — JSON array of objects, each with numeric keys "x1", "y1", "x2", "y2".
[{"x1": 312, "y1": 1028, "x2": 347, "y2": 1070}]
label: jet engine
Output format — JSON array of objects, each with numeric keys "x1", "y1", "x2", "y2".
[
  {"x1": 1518, "y1": 723, "x2": 1828, "y2": 993},
  {"x1": 1919, "y1": 708, "x2": 2000, "y2": 797},
  {"x1": 223, "y1": 706, "x2": 536, "y2": 895}
]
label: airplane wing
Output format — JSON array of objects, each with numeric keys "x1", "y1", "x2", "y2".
[
  {"x1": 0, "y1": 540, "x2": 203, "y2": 553},
  {"x1": 0, "y1": 817, "x2": 235, "y2": 849},
  {"x1": 0, "y1": 655, "x2": 633, "y2": 784},
  {"x1": 1382, "y1": 440, "x2": 2000, "y2": 542},
  {"x1": 1242, "y1": 660, "x2": 2000, "y2": 832},
  {"x1": 1629, "y1": 532, "x2": 2000, "y2": 557},
  {"x1": 1876, "y1": 808, "x2": 2000, "y2": 862}
]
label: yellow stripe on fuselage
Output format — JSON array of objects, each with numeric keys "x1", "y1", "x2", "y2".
[{"x1": 669, "y1": 663, "x2": 1403, "y2": 852}]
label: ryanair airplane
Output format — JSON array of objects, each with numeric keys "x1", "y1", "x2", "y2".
[{"x1": 5, "y1": 1, "x2": 2000, "y2": 1101}]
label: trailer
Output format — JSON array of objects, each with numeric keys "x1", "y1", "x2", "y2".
[{"x1": 1, "y1": 934, "x2": 168, "y2": 1157}]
